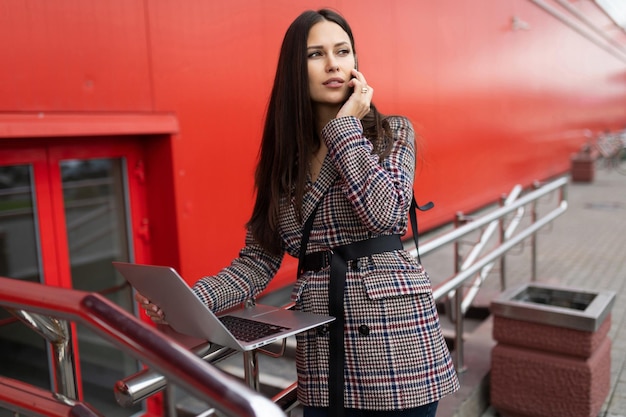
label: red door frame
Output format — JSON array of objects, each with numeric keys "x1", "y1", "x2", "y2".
[{"x1": 0, "y1": 137, "x2": 151, "y2": 402}]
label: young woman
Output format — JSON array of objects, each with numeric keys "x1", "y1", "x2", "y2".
[{"x1": 137, "y1": 9, "x2": 459, "y2": 417}]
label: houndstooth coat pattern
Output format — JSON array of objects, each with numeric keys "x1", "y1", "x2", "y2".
[{"x1": 193, "y1": 115, "x2": 459, "y2": 410}]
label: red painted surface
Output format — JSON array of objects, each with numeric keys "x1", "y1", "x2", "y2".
[{"x1": 1, "y1": 1, "x2": 625, "y2": 294}]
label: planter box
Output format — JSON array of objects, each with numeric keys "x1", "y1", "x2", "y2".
[
  {"x1": 490, "y1": 283, "x2": 615, "y2": 417},
  {"x1": 570, "y1": 150, "x2": 597, "y2": 183}
]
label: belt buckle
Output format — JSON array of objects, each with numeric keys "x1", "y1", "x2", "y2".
[{"x1": 322, "y1": 250, "x2": 333, "y2": 269}]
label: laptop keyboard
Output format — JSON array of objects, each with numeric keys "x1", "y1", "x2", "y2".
[{"x1": 219, "y1": 315, "x2": 289, "y2": 342}]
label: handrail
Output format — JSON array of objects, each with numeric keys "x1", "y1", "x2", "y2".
[
  {"x1": 0, "y1": 277, "x2": 286, "y2": 417},
  {"x1": 115, "y1": 342, "x2": 238, "y2": 407},
  {"x1": 3, "y1": 176, "x2": 568, "y2": 413},
  {"x1": 6, "y1": 308, "x2": 78, "y2": 399},
  {"x1": 460, "y1": 187, "x2": 526, "y2": 312},
  {"x1": 409, "y1": 176, "x2": 568, "y2": 260},
  {"x1": 451, "y1": 184, "x2": 524, "y2": 315},
  {"x1": 0, "y1": 376, "x2": 104, "y2": 417},
  {"x1": 432, "y1": 200, "x2": 567, "y2": 300},
  {"x1": 116, "y1": 302, "x2": 299, "y2": 407},
  {"x1": 411, "y1": 176, "x2": 569, "y2": 371},
  {"x1": 116, "y1": 176, "x2": 570, "y2": 402}
]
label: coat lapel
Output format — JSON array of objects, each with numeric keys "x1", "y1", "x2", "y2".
[{"x1": 301, "y1": 157, "x2": 338, "y2": 223}]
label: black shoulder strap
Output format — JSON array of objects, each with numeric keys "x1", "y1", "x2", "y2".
[
  {"x1": 409, "y1": 196, "x2": 434, "y2": 264},
  {"x1": 297, "y1": 202, "x2": 321, "y2": 277}
]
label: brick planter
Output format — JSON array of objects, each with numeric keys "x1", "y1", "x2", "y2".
[
  {"x1": 490, "y1": 283, "x2": 615, "y2": 417},
  {"x1": 570, "y1": 149, "x2": 598, "y2": 183}
]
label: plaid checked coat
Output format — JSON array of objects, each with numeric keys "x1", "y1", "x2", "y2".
[{"x1": 194, "y1": 115, "x2": 459, "y2": 410}]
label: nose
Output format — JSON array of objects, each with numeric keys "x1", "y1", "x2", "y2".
[{"x1": 326, "y1": 55, "x2": 339, "y2": 72}]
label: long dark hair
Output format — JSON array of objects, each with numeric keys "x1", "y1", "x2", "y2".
[{"x1": 247, "y1": 9, "x2": 394, "y2": 255}]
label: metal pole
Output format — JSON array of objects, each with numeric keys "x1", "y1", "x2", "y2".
[
  {"x1": 450, "y1": 211, "x2": 464, "y2": 323},
  {"x1": 242, "y1": 298, "x2": 261, "y2": 391},
  {"x1": 243, "y1": 350, "x2": 260, "y2": 391},
  {"x1": 453, "y1": 212, "x2": 467, "y2": 373},
  {"x1": 499, "y1": 194, "x2": 507, "y2": 291},
  {"x1": 531, "y1": 182, "x2": 540, "y2": 281},
  {"x1": 454, "y1": 286, "x2": 466, "y2": 373},
  {"x1": 8, "y1": 309, "x2": 78, "y2": 399}
]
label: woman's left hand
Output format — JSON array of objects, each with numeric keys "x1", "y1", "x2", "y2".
[
  {"x1": 135, "y1": 291, "x2": 168, "y2": 324},
  {"x1": 336, "y1": 68, "x2": 373, "y2": 120}
]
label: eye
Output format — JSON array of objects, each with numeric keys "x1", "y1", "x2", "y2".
[
  {"x1": 337, "y1": 49, "x2": 351, "y2": 56},
  {"x1": 307, "y1": 50, "x2": 322, "y2": 58}
]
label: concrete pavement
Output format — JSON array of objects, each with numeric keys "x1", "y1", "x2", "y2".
[{"x1": 434, "y1": 166, "x2": 626, "y2": 417}]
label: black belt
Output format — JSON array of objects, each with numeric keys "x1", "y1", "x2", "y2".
[
  {"x1": 302, "y1": 250, "x2": 333, "y2": 272},
  {"x1": 300, "y1": 234, "x2": 403, "y2": 417}
]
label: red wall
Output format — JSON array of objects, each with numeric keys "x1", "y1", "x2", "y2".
[{"x1": 1, "y1": 0, "x2": 625, "y2": 291}]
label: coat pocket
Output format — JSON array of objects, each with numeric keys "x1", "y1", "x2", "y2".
[{"x1": 362, "y1": 268, "x2": 432, "y2": 300}]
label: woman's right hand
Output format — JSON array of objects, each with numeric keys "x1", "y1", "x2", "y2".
[
  {"x1": 135, "y1": 291, "x2": 168, "y2": 324},
  {"x1": 336, "y1": 68, "x2": 372, "y2": 120}
]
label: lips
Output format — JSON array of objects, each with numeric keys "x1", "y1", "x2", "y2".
[{"x1": 323, "y1": 77, "x2": 345, "y2": 87}]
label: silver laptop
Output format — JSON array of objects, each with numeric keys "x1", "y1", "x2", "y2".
[{"x1": 113, "y1": 262, "x2": 334, "y2": 351}]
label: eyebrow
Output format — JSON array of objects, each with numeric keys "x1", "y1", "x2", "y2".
[{"x1": 307, "y1": 41, "x2": 350, "y2": 50}]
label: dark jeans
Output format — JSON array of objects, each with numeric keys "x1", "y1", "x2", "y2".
[{"x1": 303, "y1": 401, "x2": 439, "y2": 417}]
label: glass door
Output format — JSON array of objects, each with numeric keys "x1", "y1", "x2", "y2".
[
  {"x1": 0, "y1": 138, "x2": 148, "y2": 416},
  {"x1": 0, "y1": 154, "x2": 49, "y2": 391},
  {"x1": 58, "y1": 156, "x2": 139, "y2": 415}
]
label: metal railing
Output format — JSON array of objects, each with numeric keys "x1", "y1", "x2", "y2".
[
  {"x1": 0, "y1": 175, "x2": 569, "y2": 416},
  {"x1": 0, "y1": 277, "x2": 286, "y2": 417},
  {"x1": 115, "y1": 175, "x2": 569, "y2": 409},
  {"x1": 408, "y1": 175, "x2": 568, "y2": 370},
  {"x1": 0, "y1": 375, "x2": 104, "y2": 417}
]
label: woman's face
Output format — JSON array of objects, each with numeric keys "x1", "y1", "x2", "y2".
[{"x1": 307, "y1": 20, "x2": 356, "y2": 110}]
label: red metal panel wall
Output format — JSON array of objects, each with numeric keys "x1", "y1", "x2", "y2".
[
  {"x1": 0, "y1": 0, "x2": 153, "y2": 111},
  {"x1": 1, "y1": 0, "x2": 625, "y2": 291}
]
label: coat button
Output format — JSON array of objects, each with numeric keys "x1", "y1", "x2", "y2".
[
  {"x1": 353, "y1": 260, "x2": 362, "y2": 270},
  {"x1": 358, "y1": 325, "x2": 370, "y2": 336},
  {"x1": 317, "y1": 325, "x2": 329, "y2": 336}
]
